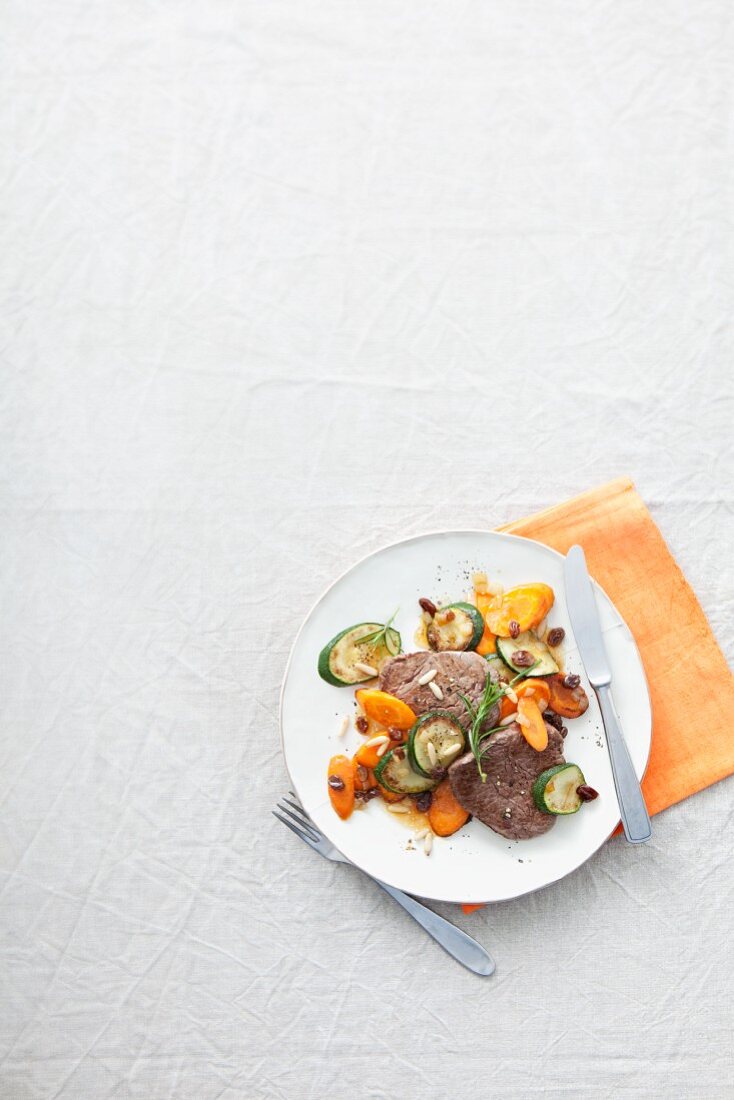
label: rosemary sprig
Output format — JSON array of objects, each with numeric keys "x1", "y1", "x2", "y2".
[
  {"x1": 460, "y1": 660, "x2": 540, "y2": 781},
  {"x1": 357, "y1": 609, "x2": 399, "y2": 650}
]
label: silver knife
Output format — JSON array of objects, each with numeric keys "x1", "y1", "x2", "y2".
[{"x1": 564, "y1": 545, "x2": 652, "y2": 844}]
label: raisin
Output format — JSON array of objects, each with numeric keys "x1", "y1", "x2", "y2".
[
  {"x1": 577, "y1": 785, "x2": 599, "y2": 802},
  {"x1": 511, "y1": 649, "x2": 534, "y2": 667},
  {"x1": 419, "y1": 597, "x2": 437, "y2": 617},
  {"x1": 415, "y1": 791, "x2": 433, "y2": 813},
  {"x1": 508, "y1": 620, "x2": 521, "y2": 639},
  {"x1": 328, "y1": 775, "x2": 345, "y2": 791},
  {"x1": 546, "y1": 627, "x2": 565, "y2": 647},
  {"x1": 355, "y1": 716, "x2": 369, "y2": 734},
  {"x1": 563, "y1": 673, "x2": 581, "y2": 689},
  {"x1": 388, "y1": 727, "x2": 404, "y2": 743}
]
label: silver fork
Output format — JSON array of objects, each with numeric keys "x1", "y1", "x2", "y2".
[{"x1": 273, "y1": 793, "x2": 495, "y2": 976}]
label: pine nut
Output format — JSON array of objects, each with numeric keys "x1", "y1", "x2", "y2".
[
  {"x1": 363, "y1": 735, "x2": 389, "y2": 748},
  {"x1": 426, "y1": 742, "x2": 438, "y2": 767},
  {"x1": 354, "y1": 662, "x2": 378, "y2": 677},
  {"x1": 504, "y1": 686, "x2": 518, "y2": 704},
  {"x1": 414, "y1": 828, "x2": 429, "y2": 840},
  {"x1": 428, "y1": 680, "x2": 444, "y2": 700},
  {"x1": 387, "y1": 803, "x2": 409, "y2": 814},
  {"x1": 376, "y1": 741, "x2": 389, "y2": 757},
  {"x1": 423, "y1": 832, "x2": 433, "y2": 855},
  {"x1": 337, "y1": 716, "x2": 349, "y2": 738},
  {"x1": 443, "y1": 743, "x2": 462, "y2": 759},
  {"x1": 418, "y1": 669, "x2": 437, "y2": 686},
  {"x1": 500, "y1": 713, "x2": 517, "y2": 726}
]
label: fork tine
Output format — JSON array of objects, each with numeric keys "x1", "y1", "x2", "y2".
[
  {"x1": 277, "y1": 802, "x2": 321, "y2": 842},
  {"x1": 272, "y1": 810, "x2": 318, "y2": 847},
  {"x1": 287, "y1": 792, "x2": 319, "y2": 829},
  {"x1": 282, "y1": 798, "x2": 319, "y2": 833}
]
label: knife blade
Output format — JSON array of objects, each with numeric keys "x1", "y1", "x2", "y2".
[
  {"x1": 564, "y1": 545, "x2": 652, "y2": 844},
  {"x1": 563, "y1": 545, "x2": 613, "y2": 687}
]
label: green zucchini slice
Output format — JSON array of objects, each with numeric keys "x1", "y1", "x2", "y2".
[
  {"x1": 374, "y1": 749, "x2": 439, "y2": 795},
  {"x1": 426, "y1": 602, "x2": 484, "y2": 652},
  {"x1": 317, "y1": 622, "x2": 402, "y2": 686},
  {"x1": 496, "y1": 630, "x2": 559, "y2": 676},
  {"x1": 408, "y1": 712, "x2": 466, "y2": 777},
  {"x1": 532, "y1": 764, "x2": 586, "y2": 815}
]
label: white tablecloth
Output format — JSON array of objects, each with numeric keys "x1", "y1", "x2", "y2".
[{"x1": 2, "y1": 2, "x2": 733, "y2": 1097}]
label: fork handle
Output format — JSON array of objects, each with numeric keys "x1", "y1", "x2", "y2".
[{"x1": 374, "y1": 878, "x2": 495, "y2": 976}]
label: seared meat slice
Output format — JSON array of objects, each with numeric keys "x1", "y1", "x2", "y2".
[
  {"x1": 448, "y1": 723, "x2": 565, "y2": 840},
  {"x1": 378, "y1": 650, "x2": 499, "y2": 729}
]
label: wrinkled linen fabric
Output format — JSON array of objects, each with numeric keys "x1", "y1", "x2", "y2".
[{"x1": 1, "y1": 2, "x2": 733, "y2": 1098}]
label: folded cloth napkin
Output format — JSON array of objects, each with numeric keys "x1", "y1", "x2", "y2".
[{"x1": 462, "y1": 478, "x2": 734, "y2": 914}]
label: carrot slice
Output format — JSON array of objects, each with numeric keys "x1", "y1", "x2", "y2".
[
  {"x1": 351, "y1": 756, "x2": 375, "y2": 792},
  {"x1": 514, "y1": 678, "x2": 552, "y2": 710},
  {"x1": 354, "y1": 689, "x2": 417, "y2": 730},
  {"x1": 499, "y1": 678, "x2": 550, "y2": 719},
  {"x1": 327, "y1": 754, "x2": 356, "y2": 819},
  {"x1": 375, "y1": 779, "x2": 405, "y2": 803},
  {"x1": 484, "y1": 584, "x2": 555, "y2": 638},
  {"x1": 546, "y1": 674, "x2": 589, "y2": 719},
  {"x1": 428, "y1": 778, "x2": 470, "y2": 837},
  {"x1": 516, "y1": 696, "x2": 548, "y2": 752},
  {"x1": 498, "y1": 694, "x2": 517, "y2": 719},
  {"x1": 473, "y1": 590, "x2": 498, "y2": 655},
  {"x1": 353, "y1": 734, "x2": 403, "y2": 769}
]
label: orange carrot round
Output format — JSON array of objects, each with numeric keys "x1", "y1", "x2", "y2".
[
  {"x1": 546, "y1": 674, "x2": 589, "y2": 719},
  {"x1": 354, "y1": 689, "x2": 417, "y2": 730},
  {"x1": 516, "y1": 696, "x2": 548, "y2": 752},
  {"x1": 473, "y1": 590, "x2": 498, "y2": 655},
  {"x1": 499, "y1": 694, "x2": 517, "y2": 719},
  {"x1": 351, "y1": 756, "x2": 375, "y2": 792},
  {"x1": 354, "y1": 732, "x2": 405, "y2": 769},
  {"x1": 327, "y1": 754, "x2": 355, "y2": 819},
  {"x1": 428, "y1": 778, "x2": 470, "y2": 836},
  {"x1": 514, "y1": 678, "x2": 552, "y2": 710},
  {"x1": 376, "y1": 779, "x2": 405, "y2": 804},
  {"x1": 484, "y1": 584, "x2": 554, "y2": 638}
]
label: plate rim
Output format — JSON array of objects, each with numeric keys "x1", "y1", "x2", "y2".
[{"x1": 278, "y1": 528, "x2": 652, "y2": 904}]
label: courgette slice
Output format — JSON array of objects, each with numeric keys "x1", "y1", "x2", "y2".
[
  {"x1": 408, "y1": 712, "x2": 466, "y2": 777},
  {"x1": 532, "y1": 764, "x2": 586, "y2": 815},
  {"x1": 317, "y1": 622, "x2": 402, "y2": 686},
  {"x1": 488, "y1": 656, "x2": 513, "y2": 684},
  {"x1": 426, "y1": 602, "x2": 484, "y2": 652},
  {"x1": 496, "y1": 630, "x2": 559, "y2": 676},
  {"x1": 374, "y1": 749, "x2": 439, "y2": 794}
]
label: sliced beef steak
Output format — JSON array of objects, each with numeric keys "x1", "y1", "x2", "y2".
[
  {"x1": 448, "y1": 723, "x2": 565, "y2": 840},
  {"x1": 378, "y1": 650, "x2": 500, "y2": 729}
]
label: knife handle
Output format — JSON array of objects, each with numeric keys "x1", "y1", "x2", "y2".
[{"x1": 595, "y1": 684, "x2": 652, "y2": 843}]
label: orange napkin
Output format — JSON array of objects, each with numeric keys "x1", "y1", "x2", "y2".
[{"x1": 462, "y1": 478, "x2": 734, "y2": 914}]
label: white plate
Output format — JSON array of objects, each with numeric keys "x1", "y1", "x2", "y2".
[{"x1": 280, "y1": 531, "x2": 652, "y2": 904}]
